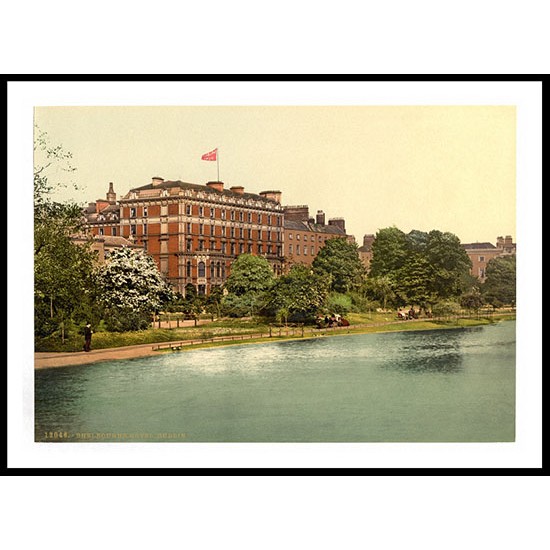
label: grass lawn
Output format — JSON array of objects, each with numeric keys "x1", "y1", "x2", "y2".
[{"x1": 35, "y1": 311, "x2": 515, "y2": 353}]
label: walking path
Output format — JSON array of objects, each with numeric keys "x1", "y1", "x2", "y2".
[{"x1": 35, "y1": 343, "x2": 163, "y2": 369}]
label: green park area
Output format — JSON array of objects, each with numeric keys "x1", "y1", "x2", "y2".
[{"x1": 34, "y1": 129, "x2": 516, "y2": 354}]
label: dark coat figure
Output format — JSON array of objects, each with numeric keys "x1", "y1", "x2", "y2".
[{"x1": 84, "y1": 324, "x2": 93, "y2": 352}]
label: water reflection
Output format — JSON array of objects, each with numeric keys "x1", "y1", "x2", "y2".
[{"x1": 380, "y1": 329, "x2": 465, "y2": 374}]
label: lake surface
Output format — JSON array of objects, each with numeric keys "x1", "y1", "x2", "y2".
[{"x1": 35, "y1": 321, "x2": 515, "y2": 442}]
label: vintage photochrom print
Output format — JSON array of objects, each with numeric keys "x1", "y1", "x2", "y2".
[{"x1": 30, "y1": 91, "x2": 521, "y2": 449}]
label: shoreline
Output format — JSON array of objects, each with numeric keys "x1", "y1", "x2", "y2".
[{"x1": 34, "y1": 315, "x2": 515, "y2": 370}]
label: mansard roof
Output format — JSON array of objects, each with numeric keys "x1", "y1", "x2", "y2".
[
  {"x1": 127, "y1": 180, "x2": 280, "y2": 204},
  {"x1": 284, "y1": 219, "x2": 347, "y2": 236}
]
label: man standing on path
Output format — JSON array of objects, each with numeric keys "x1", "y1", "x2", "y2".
[{"x1": 84, "y1": 323, "x2": 93, "y2": 352}]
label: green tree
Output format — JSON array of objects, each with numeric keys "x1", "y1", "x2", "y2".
[
  {"x1": 367, "y1": 227, "x2": 471, "y2": 310},
  {"x1": 221, "y1": 293, "x2": 261, "y2": 318},
  {"x1": 205, "y1": 285, "x2": 224, "y2": 320},
  {"x1": 369, "y1": 227, "x2": 409, "y2": 278},
  {"x1": 460, "y1": 287, "x2": 485, "y2": 313},
  {"x1": 482, "y1": 256, "x2": 516, "y2": 307},
  {"x1": 33, "y1": 126, "x2": 97, "y2": 341},
  {"x1": 395, "y1": 252, "x2": 436, "y2": 309},
  {"x1": 96, "y1": 248, "x2": 176, "y2": 331},
  {"x1": 424, "y1": 230, "x2": 472, "y2": 300},
  {"x1": 222, "y1": 254, "x2": 275, "y2": 317},
  {"x1": 267, "y1": 264, "x2": 330, "y2": 324},
  {"x1": 225, "y1": 254, "x2": 275, "y2": 296},
  {"x1": 312, "y1": 238, "x2": 365, "y2": 293},
  {"x1": 181, "y1": 284, "x2": 204, "y2": 326},
  {"x1": 432, "y1": 299, "x2": 461, "y2": 318},
  {"x1": 361, "y1": 275, "x2": 397, "y2": 310}
]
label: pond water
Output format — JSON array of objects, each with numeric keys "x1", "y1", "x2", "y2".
[{"x1": 35, "y1": 321, "x2": 515, "y2": 442}]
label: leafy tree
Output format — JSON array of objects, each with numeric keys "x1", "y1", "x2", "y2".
[
  {"x1": 460, "y1": 287, "x2": 485, "y2": 313},
  {"x1": 96, "y1": 247, "x2": 176, "y2": 331},
  {"x1": 179, "y1": 284, "x2": 205, "y2": 326},
  {"x1": 33, "y1": 126, "x2": 97, "y2": 341},
  {"x1": 367, "y1": 227, "x2": 472, "y2": 310},
  {"x1": 221, "y1": 293, "x2": 261, "y2": 318},
  {"x1": 482, "y1": 256, "x2": 516, "y2": 307},
  {"x1": 222, "y1": 254, "x2": 275, "y2": 317},
  {"x1": 225, "y1": 254, "x2": 275, "y2": 296},
  {"x1": 432, "y1": 299, "x2": 461, "y2": 318},
  {"x1": 312, "y1": 238, "x2": 365, "y2": 293},
  {"x1": 205, "y1": 285, "x2": 224, "y2": 320},
  {"x1": 394, "y1": 252, "x2": 436, "y2": 309},
  {"x1": 424, "y1": 230, "x2": 472, "y2": 299},
  {"x1": 369, "y1": 227, "x2": 409, "y2": 278},
  {"x1": 266, "y1": 264, "x2": 330, "y2": 323},
  {"x1": 361, "y1": 275, "x2": 397, "y2": 310}
]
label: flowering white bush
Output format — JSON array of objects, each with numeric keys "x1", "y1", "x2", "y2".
[{"x1": 95, "y1": 247, "x2": 175, "y2": 329}]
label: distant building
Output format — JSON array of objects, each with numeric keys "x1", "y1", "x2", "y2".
[
  {"x1": 462, "y1": 235, "x2": 516, "y2": 281},
  {"x1": 358, "y1": 234, "x2": 375, "y2": 272},
  {"x1": 283, "y1": 205, "x2": 352, "y2": 269},
  {"x1": 71, "y1": 234, "x2": 142, "y2": 264},
  {"x1": 83, "y1": 182, "x2": 120, "y2": 237}
]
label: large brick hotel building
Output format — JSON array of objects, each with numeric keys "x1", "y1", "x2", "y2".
[{"x1": 85, "y1": 178, "x2": 351, "y2": 296}]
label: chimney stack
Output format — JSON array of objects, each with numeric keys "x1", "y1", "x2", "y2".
[
  {"x1": 328, "y1": 218, "x2": 346, "y2": 233},
  {"x1": 259, "y1": 190, "x2": 282, "y2": 203},
  {"x1": 206, "y1": 181, "x2": 224, "y2": 192},
  {"x1": 230, "y1": 186, "x2": 245, "y2": 195},
  {"x1": 283, "y1": 205, "x2": 309, "y2": 222},
  {"x1": 363, "y1": 234, "x2": 375, "y2": 248},
  {"x1": 316, "y1": 210, "x2": 325, "y2": 225},
  {"x1": 152, "y1": 176, "x2": 164, "y2": 186}
]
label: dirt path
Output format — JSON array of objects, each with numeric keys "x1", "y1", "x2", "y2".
[{"x1": 34, "y1": 343, "x2": 163, "y2": 369}]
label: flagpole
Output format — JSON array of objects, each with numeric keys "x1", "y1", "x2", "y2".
[{"x1": 217, "y1": 148, "x2": 220, "y2": 182}]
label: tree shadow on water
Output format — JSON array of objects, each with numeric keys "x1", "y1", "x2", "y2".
[{"x1": 382, "y1": 330, "x2": 465, "y2": 374}]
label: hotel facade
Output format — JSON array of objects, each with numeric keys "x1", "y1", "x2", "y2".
[{"x1": 85, "y1": 178, "x2": 352, "y2": 295}]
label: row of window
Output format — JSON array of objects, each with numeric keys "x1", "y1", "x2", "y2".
[
  {"x1": 189, "y1": 261, "x2": 225, "y2": 279},
  {"x1": 98, "y1": 227, "x2": 117, "y2": 236},
  {"x1": 288, "y1": 233, "x2": 328, "y2": 243},
  {"x1": 185, "y1": 239, "x2": 281, "y2": 256},
  {"x1": 288, "y1": 244, "x2": 316, "y2": 256},
  {"x1": 186, "y1": 223, "x2": 281, "y2": 240},
  {"x1": 127, "y1": 224, "x2": 282, "y2": 241},
  {"x1": 129, "y1": 205, "x2": 281, "y2": 225}
]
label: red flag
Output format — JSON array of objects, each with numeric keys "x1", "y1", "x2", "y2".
[{"x1": 201, "y1": 148, "x2": 218, "y2": 161}]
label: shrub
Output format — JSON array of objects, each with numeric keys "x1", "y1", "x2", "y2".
[
  {"x1": 432, "y1": 299, "x2": 461, "y2": 318},
  {"x1": 325, "y1": 292, "x2": 352, "y2": 315},
  {"x1": 104, "y1": 308, "x2": 151, "y2": 332}
]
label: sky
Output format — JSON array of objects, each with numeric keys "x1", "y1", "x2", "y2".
[{"x1": 34, "y1": 104, "x2": 516, "y2": 245}]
